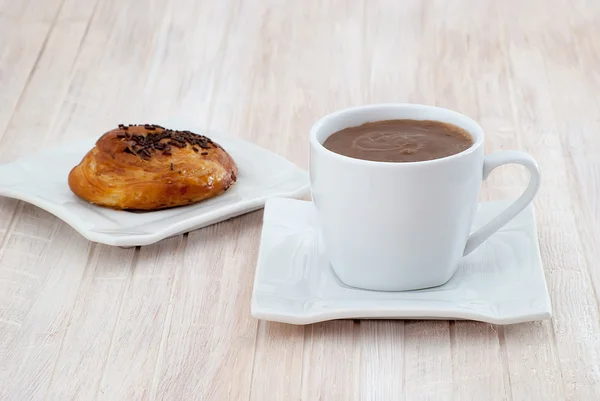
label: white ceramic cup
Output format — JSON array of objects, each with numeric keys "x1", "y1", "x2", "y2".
[{"x1": 309, "y1": 104, "x2": 541, "y2": 291}]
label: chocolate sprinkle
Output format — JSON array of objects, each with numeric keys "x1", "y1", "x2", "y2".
[
  {"x1": 117, "y1": 124, "x2": 217, "y2": 159},
  {"x1": 170, "y1": 163, "x2": 174, "y2": 171},
  {"x1": 168, "y1": 140, "x2": 186, "y2": 148},
  {"x1": 201, "y1": 152, "x2": 208, "y2": 155}
]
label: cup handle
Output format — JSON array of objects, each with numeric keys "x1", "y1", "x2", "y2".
[{"x1": 463, "y1": 150, "x2": 541, "y2": 256}]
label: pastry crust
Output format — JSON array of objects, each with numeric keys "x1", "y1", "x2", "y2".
[{"x1": 68, "y1": 125, "x2": 238, "y2": 210}]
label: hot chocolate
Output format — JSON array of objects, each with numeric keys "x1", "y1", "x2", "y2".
[{"x1": 322, "y1": 119, "x2": 474, "y2": 162}]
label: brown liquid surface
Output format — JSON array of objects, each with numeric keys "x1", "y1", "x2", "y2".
[{"x1": 322, "y1": 119, "x2": 474, "y2": 162}]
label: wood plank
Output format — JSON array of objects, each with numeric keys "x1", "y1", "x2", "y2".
[
  {"x1": 557, "y1": 23, "x2": 600, "y2": 368},
  {"x1": 358, "y1": 321, "x2": 404, "y2": 401},
  {"x1": 139, "y1": 0, "x2": 243, "y2": 126},
  {"x1": 463, "y1": 3, "x2": 563, "y2": 400},
  {"x1": 0, "y1": 0, "x2": 100, "y2": 162},
  {"x1": 44, "y1": 245, "x2": 135, "y2": 401},
  {"x1": 249, "y1": 322, "x2": 304, "y2": 401},
  {"x1": 0, "y1": 21, "x2": 50, "y2": 145},
  {"x1": 450, "y1": 322, "x2": 505, "y2": 400},
  {"x1": 0, "y1": 0, "x2": 66, "y2": 139},
  {"x1": 47, "y1": 0, "x2": 175, "y2": 140},
  {"x1": 202, "y1": 0, "x2": 264, "y2": 137},
  {"x1": 500, "y1": 322, "x2": 564, "y2": 400},
  {"x1": 538, "y1": 5, "x2": 600, "y2": 400},
  {"x1": 0, "y1": 199, "x2": 19, "y2": 245},
  {"x1": 0, "y1": 0, "x2": 65, "y2": 145},
  {"x1": 540, "y1": 0, "x2": 600, "y2": 302},
  {"x1": 239, "y1": 0, "x2": 364, "y2": 164},
  {"x1": 0, "y1": 209, "x2": 91, "y2": 400},
  {"x1": 404, "y1": 322, "x2": 452, "y2": 401},
  {"x1": 0, "y1": 204, "x2": 59, "y2": 333},
  {"x1": 0, "y1": 0, "x2": 65, "y2": 22},
  {"x1": 153, "y1": 215, "x2": 262, "y2": 400},
  {"x1": 301, "y1": 321, "x2": 359, "y2": 401},
  {"x1": 94, "y1": 238, "x2": 183, "y2": 401},
  {"x1": 504, "y1": 4, "x2": 600, "y2": 398},
  {"x1": 0, "y1": 0, "x2": 98, "y2": 240},
  {"x1": 0, "y1": 0, "x2": 68, "y2": 226}
]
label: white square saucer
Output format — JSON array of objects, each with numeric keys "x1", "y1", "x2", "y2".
[
  {"x1": 251, "y1": 198, "x2": 552, "y2": 325},
  {"x1": 0, "y1": 120, "x2": 309, "y2": 247}
]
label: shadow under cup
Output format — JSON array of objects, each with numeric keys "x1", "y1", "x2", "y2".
[{"x1": 309, "y1": 104, "x2": 487, "y2": 292}]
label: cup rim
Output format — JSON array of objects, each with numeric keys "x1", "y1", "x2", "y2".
[{"x1": 309, "y1": 103, "x2": 484, "y2": 167}]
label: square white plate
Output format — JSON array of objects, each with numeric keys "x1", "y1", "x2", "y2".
[
  {"x1": 251, "y1": 198, "x2": 552, "y2": 325},
  {"x1": 0, "y1": 124, "x2": 309, "y2": 247}
]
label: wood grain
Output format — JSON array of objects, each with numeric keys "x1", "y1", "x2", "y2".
[
  {"x1": 1, "y1": 0, "x2": 600, "y2": 400},
  {"x1": 0, "y1": 213, "x2": 91, "y2": 400},
  {"x1": 153, "y1": 216, "x2": 262, "y2": 401},
  {"x1": 97, "y1": 238, "x2": 183, "y2": 401},
  {"x1": 301, "y1": 321, "x2": 359, "y2": 401},
  {"x1": 249, "y1": 321, "x2": 304, "y2": 401},
  {"x1": 404, "y1": 322, "x2": 452, "y2": 401},
  {"x1": 504, "y1": 6, "x2": 600, "y2": 398},
  {"x1": 358, "y1": 321, "x2": 405, "y2": 401},
  {"x1": 0, "y1": 0, "x2": 63, "y2": 145},
  {"x1": 45, "y1": 244, "x2": 135, "y2": 401}
]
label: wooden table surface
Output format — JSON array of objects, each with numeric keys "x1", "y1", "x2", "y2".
[{"x1": 1, "y1": 0, "x2": 599, "y2": 400}]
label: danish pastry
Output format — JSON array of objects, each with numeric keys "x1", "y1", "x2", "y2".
[{"x1": 68, "y1": 124, "x2": 238, "y2": 210}]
